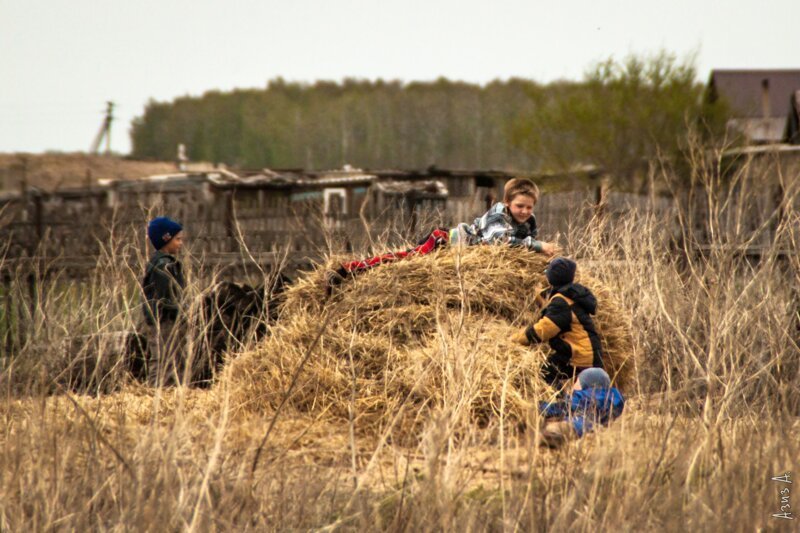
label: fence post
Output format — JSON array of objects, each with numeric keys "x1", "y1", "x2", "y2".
[
  {"x1": 774, "y1": 180, "x2": 786, "y2": 252},
  {"x1": 30, "y1": 191, "x2": 45, "y2": 322},
  {"x1": 589, "y1": 172, "x2": 612, "y2": 249},
  {"x1": 594, "y1": 179, "x2": 607, "y2": 220},
  {"x1": 225, "y1": 190, "x2": 236, "y2": 252},
  {"x1": 27, "y1": 272, "x2": 37, "y2": 327},
  {"x1": 2, "y1": 275, "x2": 13, "y2": 356}
]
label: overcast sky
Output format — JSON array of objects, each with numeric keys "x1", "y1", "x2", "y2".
[{"x1": 1, "y1": 0, "x2": 796, "y2": 155}]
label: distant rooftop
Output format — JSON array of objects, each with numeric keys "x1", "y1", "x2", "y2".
[
  {"x1": 707, "y1": 69, "x2": 800, "y2": 143},
  {"x1": 708, "y1": 70, "x2": 800, "y2": 119}
]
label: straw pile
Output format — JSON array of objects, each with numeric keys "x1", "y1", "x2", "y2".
[{"x1": 222, "y1": 245, "x2": 635, "y2": 441}]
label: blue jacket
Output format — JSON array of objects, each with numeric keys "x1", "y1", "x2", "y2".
[{"x1": 539, "y1": 388, "x2": 625, "y2": 437}]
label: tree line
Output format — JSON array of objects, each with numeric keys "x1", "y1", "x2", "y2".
[{"x1": 130, "y1": 52, "x2": 728, "y2": 179}]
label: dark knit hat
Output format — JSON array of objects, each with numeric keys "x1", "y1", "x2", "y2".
[
  {"x1": 545, "y1": 257, "x2": 576, "y2": 287},
  {"x1": 147, "y1": 217, "x2": 183, "y2": 250},
  {"x1": 578, "y1": 368, "x2": 611, "y2": 390}
]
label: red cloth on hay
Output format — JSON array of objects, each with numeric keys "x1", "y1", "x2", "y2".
[{"x1": 338, "y1": 228, "x2": 449, "y2": 274}]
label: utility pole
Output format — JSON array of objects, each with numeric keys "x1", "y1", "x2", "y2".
[{"x1": 90, "y1": 101, "x2": 115, "y2": 155}]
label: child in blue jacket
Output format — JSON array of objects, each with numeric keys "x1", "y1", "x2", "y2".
[{"x1": 538, "y1": 368, "x2": 625, "y2": 447}]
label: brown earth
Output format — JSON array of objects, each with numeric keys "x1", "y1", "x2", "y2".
[{"x1": 0, "y1": 153, "x2": 179, "y2": 192}]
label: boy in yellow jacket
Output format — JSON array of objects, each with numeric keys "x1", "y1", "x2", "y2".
[{"x1": 512, "y1": 257, "x2": 604, "y2": 387}]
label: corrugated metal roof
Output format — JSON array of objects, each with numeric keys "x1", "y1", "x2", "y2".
[
  {"x1": 92, "y1": 166, "x2": 518, "y2": 191},
  {"x1": 207, "y1": 168, "x2": 377, "y2": 188},
  {"x1": 206, "y1": 169, "x2": 295, "y2": 189},
  {"x1": 0, "y1": 167, "x2": 521, "y2": 203},
  {"x1": 370, "y1": 168, "x2": 522, "y2": 180},
  {"x1": 98, "y1": 172, "x2": 213, "y2": 189},
  {"x1": 299, "y1": 173, "x2": 377, "y2": 186},
  {"x1": 374, "y1": 179, "x2": 448, "y2": 196}
]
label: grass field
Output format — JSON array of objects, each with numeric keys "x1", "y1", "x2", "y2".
[{"x1": 0, "y1": 150, "x2": 798, "y2": 531}]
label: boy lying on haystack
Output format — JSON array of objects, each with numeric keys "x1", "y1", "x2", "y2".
[
  {"x1": 326, "y1": 177, "x2": 557, "y2": 293},
  {"x1": 448, "y1": 177, "x2": 557, "y2": 253}
]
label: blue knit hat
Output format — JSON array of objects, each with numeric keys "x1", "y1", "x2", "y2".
[
  {"x1": 578, "y1": 368, "x2": 611, "y2": 390},
  {"x1": 545, "y1": 257, "x2": 576, "y2": 287},
  {"x1": 147, "y1": 217, "x2": 183, "y2": 250}
]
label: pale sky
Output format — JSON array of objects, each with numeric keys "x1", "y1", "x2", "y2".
[{"x1": 1, "y1": 0, "x2": 796, "y2": 154}]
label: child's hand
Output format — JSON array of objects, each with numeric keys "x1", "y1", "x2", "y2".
[
  {"x1": 540, "y1": 241, "x2": 558, "y2": 257},
  {"x1": 510, "y1": 329, "x2": 530, "y2": 346}
]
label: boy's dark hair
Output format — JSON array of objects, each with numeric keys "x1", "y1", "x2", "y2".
[{"x1": 503, "y1": 178, "x2": 540, "y2": 204}]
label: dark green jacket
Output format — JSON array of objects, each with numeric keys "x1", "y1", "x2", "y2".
[{"x1": 143, "y1": 251, "x2": 185, "y2": 325}]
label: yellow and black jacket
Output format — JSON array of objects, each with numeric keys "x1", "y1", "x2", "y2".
[{"x1": 524, "y1": 283, "x2": 603, "y2": 369}]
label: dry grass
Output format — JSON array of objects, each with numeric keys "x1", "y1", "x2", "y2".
[{"x1": 0, "y1": 144, "x2": 798, "y2": 531}]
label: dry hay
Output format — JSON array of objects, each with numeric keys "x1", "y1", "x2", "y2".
[
  {"x1": 222, "y1": 245, "x2": 635, "y2": 442},
  {"x1": 0, "y1": 384, "x2": 360, "y2": 484}
]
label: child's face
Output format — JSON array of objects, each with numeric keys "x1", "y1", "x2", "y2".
[
  {"x1": 505, "y1": 194, "x2": 535, "y2": 224},
  {"x1": 161, "y1": 232, "x2": 184, "y2": 254}
]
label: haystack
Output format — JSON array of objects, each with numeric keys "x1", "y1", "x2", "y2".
[{"x1": 222, "y1": 246, "x2": 635, "y2": 441}]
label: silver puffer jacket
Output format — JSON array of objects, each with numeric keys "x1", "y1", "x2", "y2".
[{"x1": 450, "y1": 203, "x2": 542, "y2": 251}]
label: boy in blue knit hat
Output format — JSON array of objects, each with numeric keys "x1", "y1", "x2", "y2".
[
  {"x1": 142, "y1": 216, "x2": 186, "y2": 385},
  {"x1": 537, "y1": 367, "x2": 625, "y2": 447},
  {"x1": 144, "y1": 216, "x2": 186, "y2": 325}
]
